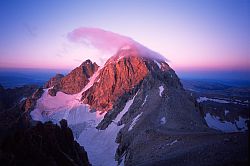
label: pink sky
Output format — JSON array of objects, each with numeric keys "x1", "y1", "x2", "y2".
[{"x1": 0, "y1": 0, "x2": 249, "y2": 73}]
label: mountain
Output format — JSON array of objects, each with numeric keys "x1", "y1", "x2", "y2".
[{"x1": 18, "y1": 29, "x2": 248, "y2": 165}]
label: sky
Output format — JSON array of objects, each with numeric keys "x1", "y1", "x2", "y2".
[{"x1": 0, "y1": 0, "x2": 249, "y2": 80}]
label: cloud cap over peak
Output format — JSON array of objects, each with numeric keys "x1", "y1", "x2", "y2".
[
  {"x1": 67, "y1": 27, "x2": 167, "y2": 65},
  {"x1": 67, "y1": 27, "x2": 133, "y2": 54}
]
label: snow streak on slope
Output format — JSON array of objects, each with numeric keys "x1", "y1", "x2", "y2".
[
  {"x1": 81, "y1": 66, "x2": 102, "y2": 93},
  {"x1": 141, "y1": 95, "x2": 148, "y2": 106},
  {"x1": 77, "y1": 92, "x2": 137, "y2": 166},
  {"x1": 128, "y1": 112, "x2": 143, "y2": 131},
  {"x1": 114, "y1": 92, "x2": 138, "y2": 124}
]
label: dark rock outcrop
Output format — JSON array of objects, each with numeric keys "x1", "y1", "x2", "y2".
[
  {"x1": 0, "y1": 86, "x2": 91, "y2": 166},
  {"x1": 0, "y1": 84, "x2": 38, "y2": 112},
  {"x1": 0, "y1": 119, "x2": 90, "y2": 166}
]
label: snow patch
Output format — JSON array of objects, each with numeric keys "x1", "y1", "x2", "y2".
[
  {"x1": 117, "y1": 55, "x2": 124, "y2": 61},
  {"x1": 224, "y1": 110, "x2": 229, "y2": 116},
  {"x1": 159, "y1": 86, "x2": 164, "y2": 97},
  {"x1": 19, "y1": 97, "x2": 27, "y2": 103},
  {"x1": 244, "y1": 100, "x2": 249, "y2": 103},
  {"x1": 167, "y1": 139, "x2": 178, "y2": 146},
  {"x1": 197, "y1": 97, "x2": 229, "y2": 104},
  {"x1": 204, "y1": 113, "x2": 248, "y2": 132},
  {"x1": 128, "y1": 112, "x2": 143, "y2": 131},
  {"x1": 154, "y1": 60, "x2": 161, "y2": 68},
  {"x1": 197, "y1": 97, "x2": 248, "y2": 106},
  {"x1": 160, "y1": 117, "x2": 166, "y2": 124}
]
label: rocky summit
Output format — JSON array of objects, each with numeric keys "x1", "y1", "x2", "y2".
[{"x1": 47, "y1": 60, "x2": 99, "y2": 96}]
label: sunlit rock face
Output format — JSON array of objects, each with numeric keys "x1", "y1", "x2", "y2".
[
  {"x1": 81, "y1": 44, "x2": 181, "y2": 113},
  {"x1": 81, "y1": 56, "x2": 149, "y2": 113},
  {"x1": 44, "y1": 74, "x2": 64, "y2": 89},
  {"x1": 48, "y1": 60, "x2": 99, "y2": 96}
]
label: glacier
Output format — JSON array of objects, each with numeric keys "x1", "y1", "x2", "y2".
[{"x1": 30, "y1": 71, "x2": 138, "y2": 166}]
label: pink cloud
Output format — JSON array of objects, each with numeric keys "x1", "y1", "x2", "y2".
[
  {"x1": 67, "y1": 27, "x2": 133, "y2": 53},
  {"x1": 67, "y1": 27, "x2": 168, "y2": 65}
]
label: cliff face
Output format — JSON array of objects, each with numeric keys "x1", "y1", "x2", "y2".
[
  {"x1": 44, "y1": 74, "x2": 64, "y2": 89},
  {"x1": 0, "y1": 120, "x2": 90, "y2": 166},
  {"x1": 81, "y1": 47, "x2": 182, "y2": 113},
  {"x1": 59, "y1": 60, "x2": 99, "y2": 94},
  {"x1": 48, "y1": 60, "x2": 99, "y2": 96},
  {"x1": 82, "y1": 56, "x2": 149, "y2": 113}
]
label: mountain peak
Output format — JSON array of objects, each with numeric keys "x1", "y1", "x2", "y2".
[{"x1": 45, "y1": 59, "x2": 99, "y2": 96}]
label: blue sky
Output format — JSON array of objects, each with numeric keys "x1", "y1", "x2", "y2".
[{"x1": 0, "y1": 0, "x2": 249, "y2": 80}]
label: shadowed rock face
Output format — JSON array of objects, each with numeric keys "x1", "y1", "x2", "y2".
[
  {"x1": 0, "y1": 84, "x2": 39, "y2": 112},
  {"x1": 49, "y1": 60, "x2": 99, "y2": 96},
  {"x1": 0, "y1": 120, "x2": 90, "y2": 166}
]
